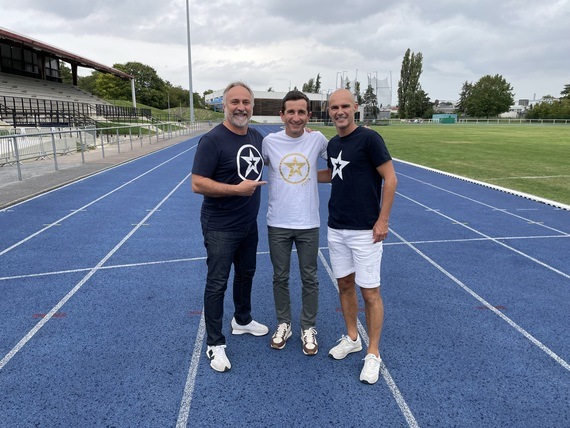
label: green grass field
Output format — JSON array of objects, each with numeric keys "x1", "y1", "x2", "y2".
[{"x1": 314, "y1": 124, "x2": 570, "y2": 205}]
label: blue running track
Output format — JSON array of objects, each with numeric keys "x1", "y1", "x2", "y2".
[{"x1": 0, "y1": 125, "x2": 568, "y2": 427}]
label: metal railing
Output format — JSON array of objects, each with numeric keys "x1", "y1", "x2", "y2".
[{"x1": 0, "y1": 121, "x2": 209, "y2": 181}]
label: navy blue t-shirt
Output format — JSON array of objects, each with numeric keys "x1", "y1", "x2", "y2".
[
  {"x1": 326, "y1": 126, "x2": 392, "y2": 230},
  {"x1": 192, "y1": 124, "x2": 264, "y2": 230}
]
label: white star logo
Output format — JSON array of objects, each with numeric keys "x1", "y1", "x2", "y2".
[
  {"x1": 242, "y1": 149, "x2": 261, "y2": 176},
  {"x1": 331, "y1": 150, "x2": 349, "y2": 180},
  {"x1": 237, "y1": 144, "x2": 264, "y2": 181}
]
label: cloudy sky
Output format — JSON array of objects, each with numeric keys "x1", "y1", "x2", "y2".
[{"x1": 1, "y1": 0, "x2": 569, "y2": 102}]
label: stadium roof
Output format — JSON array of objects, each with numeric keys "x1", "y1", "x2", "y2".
[{"x1": 0, "y1": 27, "x2": 133, "y2": 80}]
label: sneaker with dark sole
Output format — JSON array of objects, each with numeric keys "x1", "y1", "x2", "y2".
[
  {"x1": 206, "y1": 345, "x2": 231, "y2": 372},
  {"x1": 360, "y1": 353, "x2": 382, "y2": 384},
  {"x1": 271, "y1": 323, "x2": 292, "y2": 349},
  {"x1": 328, "y1": 334, "x2": 362, "y2": 360},
  {"x1": 301, "y1": 327, "x2": 318, "y2": 356},
  {"x1": 231, "y1": 317, "x2": 269, "y2": 336}
]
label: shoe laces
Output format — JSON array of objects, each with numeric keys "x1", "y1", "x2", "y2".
[
  {"x1": 362, "y1": 354, "x2": 381, "y2": 369},
  {"x1": 275, "y1": 323, "x2": 290, "y2": 338},
  {"x1": 302, "y1": 327, "x2": 317, "y2": 344}
]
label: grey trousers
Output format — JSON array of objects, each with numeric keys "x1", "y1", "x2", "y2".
[{"x1": 268, "y1": 226, "x2": 320, "y2": 330}]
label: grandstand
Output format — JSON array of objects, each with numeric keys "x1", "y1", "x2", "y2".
[{"x1": 0, "y1": 27, "x2": 147, "y2": 129}]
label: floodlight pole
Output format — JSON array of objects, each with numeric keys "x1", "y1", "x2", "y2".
[{"x1": 186, "y1": 0, "x2": 195, "y2": 123}]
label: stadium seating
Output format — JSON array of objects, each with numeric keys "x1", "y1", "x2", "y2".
[{"x1": 0, "y1": 72, "x2": 108, "y2": 105}]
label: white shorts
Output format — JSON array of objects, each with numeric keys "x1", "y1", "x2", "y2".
[{"x1": 327, "y1": 227, "x2": 383, "y2": 289}]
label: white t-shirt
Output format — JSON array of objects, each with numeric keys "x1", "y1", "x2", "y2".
[{"x1": 262, "y1": 129, "x2": 328, "y2": 229}]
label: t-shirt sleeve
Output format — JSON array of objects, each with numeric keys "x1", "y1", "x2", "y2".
[
  {"x1": 318, "y1": 132, "x2": 328, "y2": 160},
  {"x1": 261, "y1": 136, "x2": 270, "y2": 164},
  {"x1": 192, "y1": 134, "x2": 218, "y2": 177},
  {"x1": 368, "y1": 133, "x2": 392, "y2": 168}
]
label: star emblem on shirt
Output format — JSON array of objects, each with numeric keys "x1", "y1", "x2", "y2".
[
  {"x1": 241, "y1": 148, "x2": 262, "y2": 177},
  {"x1": 331, "y1": 150, "x2": 349, "y2": 180},
  {"x1": 279, "y1": 153, "x2": 310, "y2": 184},
  {"x1": 284, "y1": 156, "x2": 306, "y2": 179}
]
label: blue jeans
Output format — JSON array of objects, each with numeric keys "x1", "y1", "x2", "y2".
[{"x1": 202, "y1": 220, "x2": 258, "y2": 346}]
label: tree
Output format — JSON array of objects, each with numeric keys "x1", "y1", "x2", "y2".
[
  {"x1": 526, "y1": 84, "x2": 570, "y2": 119},
  {"x1": 463, "y1": 74, "x2": 514, "y2": 117},
  {"x1": 302, "y1": 78, "x2": 315, "y2": 93},
  {"x1": 301, "y1": 73, "x2": 323, "y2": 93},
  {"x1": 60, "y1": 63, "x2": 73, "y2": 85},
  {"x1": 314, "y1": 73, "x2": 321, "y2": 94},
  {"x1": 456, "y1": 81, "x2": 472, "y2": 116},
  {"x1": 354, "y1": 81, "x2": 363, "y2": 105},
  {"x1": 362, "y1": 84, "x2": 379, "y2": 120},
  {"x1": 397, "y1": 48, "x2": 424, "y2": 118}
]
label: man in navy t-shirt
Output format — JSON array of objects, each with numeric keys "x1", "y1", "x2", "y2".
[
  {"x1": 192, "y1": 82, "x2": 269, "y2": 373},
  {"x1": 324, "y1": 89, "x2": 397, "y2": 385}
]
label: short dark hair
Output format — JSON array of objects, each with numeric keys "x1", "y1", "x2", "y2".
[{"x1": 280, "y1": 90, "x2": 310, "y2": 114}]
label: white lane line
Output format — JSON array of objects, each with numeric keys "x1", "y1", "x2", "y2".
[
  {"x1": 176, "y1": 313, "x2": 206, "y2": 428},
  {"x1": 4, "y1": 230, "x2": 567, "y2": 283},
  {"x1": 394, "y1": 159, "x2": 570, "y2": 212},
  {"x1": 174, "y1": 248, "x2": 420, "y2": 428},
  {"x1": 388, "y1": 227, "x2": 570, "y2": 373},
  {"x1": 0, "y1": 256, "x2": 208, "y2": 282},
  {"x1": 0, "y1": 172, "x2": 192, "y2": 371},
  {"x1": 5, "y1": 230, "x2": 568, "y2": 282},
  {"x1": 397, "y1": 192, "x2": 570, "y2": 279},
  {"x1": 0, "y1": 146, "x2": 196, "y2": 257},
  {"x1": 318, "y1": 250, "x2": 420, "y2": 428},
  {"x1": 397, "y1": 170, "x2": 570, "y2": 232}
]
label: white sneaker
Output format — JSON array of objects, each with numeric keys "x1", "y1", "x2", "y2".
[
  {"x1": 206, "y1": 345, "x2": 231, "y2": 372},
  {"x1": 301, "y1": 327, "x2": 318, "y2": 356},
  {"x1": 271, "y1": 323, "x2": 292, "y2": 349},
  {"x1": 231, "y1": 317, "x2": 269, "y2": 336},
  {"x1": 328, "y1": 334, "x2": 362, "y2": 360},
  {"x1": 360, "y1": 354, "x2": 382, "y2": 384}
]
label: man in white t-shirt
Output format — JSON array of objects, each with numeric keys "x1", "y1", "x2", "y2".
[{"x1": 262, "y1": 90, "x2": 329, "y2": 355}]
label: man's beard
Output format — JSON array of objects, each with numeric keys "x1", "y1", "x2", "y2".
[{"x1": 227, "y1": 111, "x2": 250, "y2": 128}]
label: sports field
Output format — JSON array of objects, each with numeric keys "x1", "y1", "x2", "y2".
[
  {"x1": 1, "y1": 125, "x2": 568, "y2": 427},
  {"x1": 316, "y1": 124, "x2": 570, "y2": 206}
]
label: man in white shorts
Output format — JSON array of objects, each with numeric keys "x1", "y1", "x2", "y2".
[
  {"x1": 324, "y1": 89, "x2": 397, "y2": 384},
  {"x1": 262, "y1": 90, "x2": 329, "y2": 355}
]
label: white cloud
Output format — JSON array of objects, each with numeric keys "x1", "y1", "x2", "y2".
[{"x1": 1, "y1": 0, "x2": 568, "y2": 101}]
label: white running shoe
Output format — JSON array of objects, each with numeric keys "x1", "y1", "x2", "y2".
[
  {"x1": 231, "y1": 317, "x2": 269, "y2": 336},
  {"x1": 301, "y1": 328, "x2": 318, "y2": 356},
  {"x1": 206, "y1": 345, "x2": 231, "y2": 372},
  {"x1": 360, "y1": 353, "x2": 382, "y2": 384},
  {"x1": 271, "y1": 323, "x2": 292, "y2": 349},
  {"x1": 328, "y1": 334, "x2": 362, "y2": 360}
]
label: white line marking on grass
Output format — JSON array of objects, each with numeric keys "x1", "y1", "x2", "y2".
[
  {"x1": 318, "y1": 250, "x2": 420, "y2": 428},
  {"x1": 0, "y1": 147, "x2": 195, "y2": 257},
  {"x1": 397, "y1": 192, "x2": 570, "y2": 279},
  {"x1": 176, "y1": 313, "x2": 206, "y2": 428},
  {"x1": 489, "y1": 175, "x2": 570, "y2": 180},
  {"x1": 394, "y1": 159, "x2": 570, "y2": 211},
  {"x1": 0, "y1": 173, "x2": 192, "y2": 371},
  {"x1": 388, "y1": 228, "x2": 570, "y2": 373}
]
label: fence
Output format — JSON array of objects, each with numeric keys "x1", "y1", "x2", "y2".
[{"x1": 0, "y1": 121, "x2": 208, "y2": 181}]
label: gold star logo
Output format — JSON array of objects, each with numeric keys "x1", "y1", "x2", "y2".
[{"x1": 279, "y1": 153, "x2": 310, "y2": 184}]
